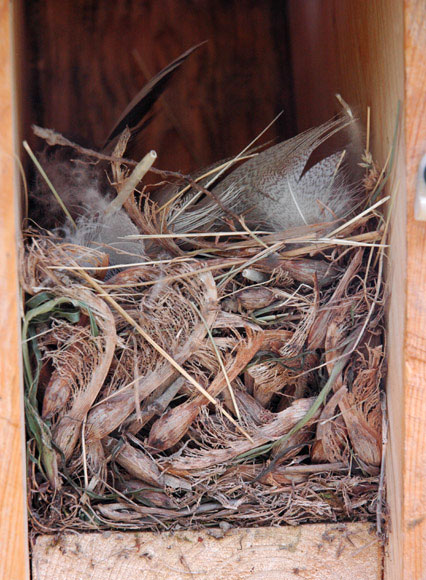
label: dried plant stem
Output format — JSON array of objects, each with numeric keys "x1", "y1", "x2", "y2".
[
  {"x1": 23, "y1": 140, "x2": 77, "y2": 228},
  {"x1": 195, "y1": 304, "x2": 242, "y2": 422},
  {"x1": 370, "y1": 102, "x2": 401, "y2": 203},
  {"x1": 328, "y1": 196, "x2": 390, "y2": 237},
  {"x1": 279, "y1": 231, "x2": 383, "y2": 260},
  {"x1": 276, "y1": 462, "x2": 347, "y2": 475},
  {"x1": 106, "y1": 150, "x2": 157, "y2": 215},
  {"x1": 33, "y1": 124, "x2": 170, "y2": 177},
  {"x1": 125, "y1": 230, "x2": 272, "y2": 240},
  {"x1": 157, "y1": 155, "x2": 257, "y2": 214},
  {"x1": 216, "y1": 241, "x2": 285, "y2": 287},
  {"x1": 377, "y1": 392, "x2": 388, "y2": 536},
  {"x1": 33, "y1": 125, "x2": 140, "y2": 167},
  {"x1": 102, "y1": 259, "x2": 243, "y2": 289},
  {"x1": 81, "y1": 417, "x2": 89, "y2": 490},
  {"x1": 349, "y1": 233, "x2": 385, "y2": 356},
  {"x1": 48, "y1": 255, "x2": 192, "y2": 272},
  {"x1": 239, "y1": 217, "x2": 269, "y2": 249}
]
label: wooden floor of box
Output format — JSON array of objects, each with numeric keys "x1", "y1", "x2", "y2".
[{"x1": 32, "y1": 523, "x2": 381, "y2": 580}]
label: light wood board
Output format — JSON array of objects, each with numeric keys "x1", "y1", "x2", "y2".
[
  {"x1": 402, "y1": 1, "x2": 426, "y2": 578},
  {"x1": 0, "y1": 1, "x2": 29, "y2": 579},
  {"x1": 32, "y1": 523, "x2": 381, "y2": 580}
]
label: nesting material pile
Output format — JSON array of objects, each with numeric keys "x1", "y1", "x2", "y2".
[{"x1": 22, "y1": 129, "x2": 386, "y2": 534}]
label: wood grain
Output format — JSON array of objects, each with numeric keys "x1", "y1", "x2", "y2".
[
  {"x1": 403, "y1": 1, "x2": 426, "y2": 578},
  {"x1": 32, "y1": 523, "x2": 381, "y2": 580},
  {"x1": 20, "y1": 0, "x2": 295, "y2": 175},
  {"x1": 0, "y1": 1, "x2": 29, "y2": 579}
]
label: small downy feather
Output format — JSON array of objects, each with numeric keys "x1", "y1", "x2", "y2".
[{"x1": 62, "y1": 193, "x2": 146, "y2": 269}]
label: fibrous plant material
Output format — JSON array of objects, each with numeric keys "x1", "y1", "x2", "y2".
[{"x1": 22, "y1": 116, "x2": 387, "y2": 536}]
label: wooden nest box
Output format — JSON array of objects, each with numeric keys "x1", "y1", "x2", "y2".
[{"x1": 0, "y1": 1, "x2": 424, "y2": 578}]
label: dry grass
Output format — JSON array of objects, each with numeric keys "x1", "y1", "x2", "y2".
[{"x1": 22, "y1": 129, "x2": 388, "y2": 537}]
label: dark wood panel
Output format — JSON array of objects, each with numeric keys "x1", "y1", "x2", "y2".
[{"x1": 21, "y1": 0, "x2": 295, "y2": 174}]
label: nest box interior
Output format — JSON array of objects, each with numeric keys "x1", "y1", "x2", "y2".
[{"x1": 7, "y1": 1, "x2": 411, "y2": 578}]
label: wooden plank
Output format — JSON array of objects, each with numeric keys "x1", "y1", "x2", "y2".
[
  {"x1": 403, "y1": 1, "x2": 426, "y2": 578},
  {"x1": 0, "y1": 1, "x2": 29, "y2": 579},
  {"x1": 32, "y1": 523, "x2": 381, "y2": 580},
  {"x1": 20, "y1": 0, "x2": 295, "y2": 176}
]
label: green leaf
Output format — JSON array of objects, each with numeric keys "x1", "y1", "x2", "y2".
[
  {"x1": 22, "y1": 292, "x2": 100, "y2": 488},
  {"x1": 24, "y1": 397, "x2": 58, "y2": 487}
]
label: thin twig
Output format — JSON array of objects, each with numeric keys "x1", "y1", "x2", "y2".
[
  {"x1": 23, "y1": 140, "x2": 77, "y2": 228},
  {"x1": 124, "y1": 229, "x2": 272, "y2": 240},
  {"x1": 157, "y1": 155, "x2": 257, "y2": 214},
  {"x1": 81, "y1": 416, "x2": 89, "y2": 490},
  {"x1": 328, "y1": 196, "x2": 390, "y2": 237},
  {"x1": 376, "y1": 391, "x2": 388, "y2": 537},
  {"x1": 194, "y1": 304, "x2": 242, "y2": 423},
  {"x1": 106, "y1": 150, "x2": 157, "y2": 215}
]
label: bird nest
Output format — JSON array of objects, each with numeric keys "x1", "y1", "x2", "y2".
[{"x1": 21, "y1": 129, "x2": 387, "y2": 537}]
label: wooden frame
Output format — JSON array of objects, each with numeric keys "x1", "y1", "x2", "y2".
[
  {"x1": 0, "y1": 2, "x2": 29, "y2": 579},
  {"x1": 0, "y1": 1, "x2": 424, "y2": 578}
]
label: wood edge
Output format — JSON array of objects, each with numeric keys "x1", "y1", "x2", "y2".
[
  {"x1": 31, "y1": 522, "x2": 382, "y2": 580},
  {"x1": 401, "y1": 1, "x2": 426, "y2": 578},
  {"x1": 0, "y1": 1, "x2": 29, "y2": 579}
]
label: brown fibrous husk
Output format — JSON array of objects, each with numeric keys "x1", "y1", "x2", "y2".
[{"x1": 22, "y1": 140, "x2": 386, "y2": 535}]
